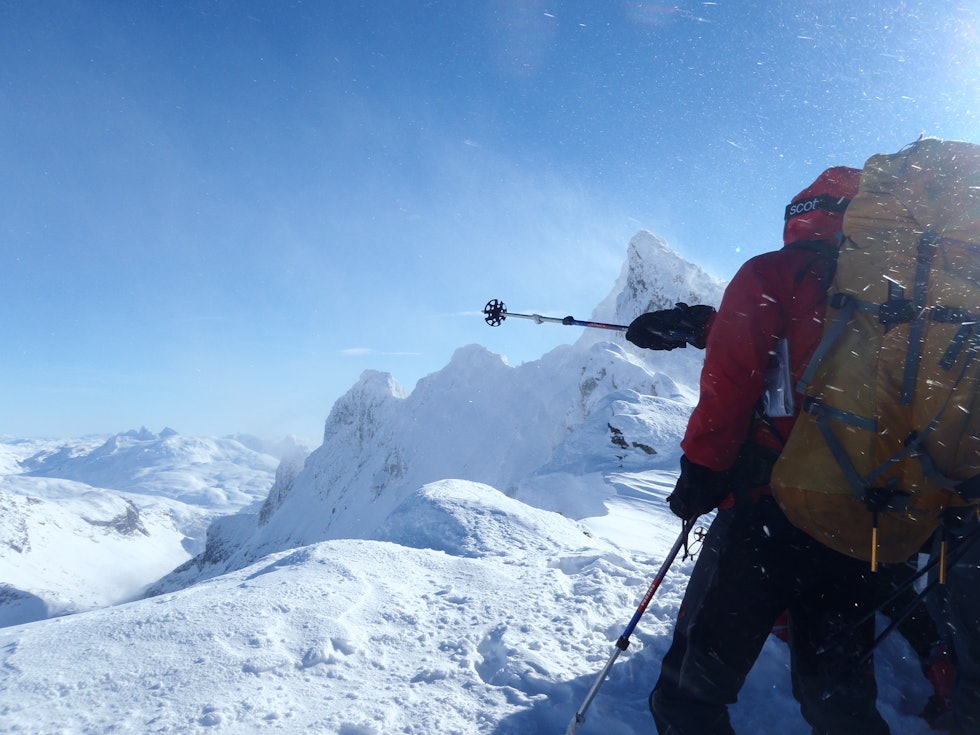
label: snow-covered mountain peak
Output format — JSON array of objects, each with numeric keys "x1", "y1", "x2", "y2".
[
  {"x1": 119, "y1": 426, "x2": 176, "y2": 441},
  {"x1": 347, "y1": 368, "x2": 410, "y2": 403},
  {"x1": 590, "y1": 230, "x2": 725, "y2": 329},
  {"x1": 322, "y1": 369, "x2": 407, "y2": 443}
]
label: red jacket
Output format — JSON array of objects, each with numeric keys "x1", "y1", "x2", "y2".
[{"x1": 681, "y1": 243, "x2": 835, "y2": 472}]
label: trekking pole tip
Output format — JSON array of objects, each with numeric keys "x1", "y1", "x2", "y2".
[{"x1": 565, "y1": 713, "x2": 585, "y2": 735}]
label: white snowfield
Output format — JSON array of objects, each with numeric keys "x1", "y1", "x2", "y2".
[
  {"x1": 0, "y1": 233, "x2": 935, "y2": 734},
  {"x1": 0, "y1": 479, "x2": 933, "y2": 735},
  {"x1": 0, "y1": 429, "x2": 286, "y2": 625}
]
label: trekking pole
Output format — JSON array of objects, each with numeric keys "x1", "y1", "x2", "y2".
[
  {"x1": 825, "y1": 515, "x2": 980, "y2": 656},
  {"x1": 482, "y1": 299, "x2": 702, "y2": 346},
  {"x1": 566, "y1": 519, "x2": 694, "y2": 735},
  {"x1": 817, "y1": 520, "x2": 980, "y2": 695},
  {"x1": 483, "y1": 299, "x2": 628, "y2": 332},
  {"x1": 817, "y1": 563, "x2": 953, "y2": 707}
]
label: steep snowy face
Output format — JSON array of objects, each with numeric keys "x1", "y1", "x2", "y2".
[
  {"x1": 320, "y1": 370, "x2": 409, "y2": 446},
  {"x1": 154, "y1": 232, "x2": 724, "y2": 591},
  {"x1": 257, "y1": 445, "x2": 310, "y2": 525}
]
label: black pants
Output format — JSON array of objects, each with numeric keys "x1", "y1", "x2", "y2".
[{"x1": 650, "y1": 496, "x2": 891, "y2": 735}]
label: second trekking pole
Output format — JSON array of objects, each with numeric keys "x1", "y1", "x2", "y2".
[{"x1": 566, "y1": 519, "x2": 694, "y2": 734}]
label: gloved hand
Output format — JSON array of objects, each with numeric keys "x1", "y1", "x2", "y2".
[
  {"x1": 667, "y1": 455, "x2": 732, "y2": 521},
  {"x1": 626, "y1": 303, "x2": 716, "y2": 351}
]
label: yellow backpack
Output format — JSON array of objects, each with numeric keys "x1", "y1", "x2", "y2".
[{"x1": 771, "y1": 138, "x2": 980, "y2": 566}]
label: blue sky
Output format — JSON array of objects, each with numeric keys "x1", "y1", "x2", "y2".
[{"x1": 2, "y1": 1, "x2": 979, "y2": 442}]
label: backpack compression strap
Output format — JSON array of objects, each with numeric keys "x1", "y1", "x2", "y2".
[{"x1": 795, "y1": 236, "x2": 980, "y2": 504}]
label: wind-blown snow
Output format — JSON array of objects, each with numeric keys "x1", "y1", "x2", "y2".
[{"x1": 0, "y1": 232, "x2": 935, "y2": 734}]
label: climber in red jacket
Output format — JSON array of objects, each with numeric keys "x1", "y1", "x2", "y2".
[{"x1": 628, "y1": 167, "x2": 893, "y2": 735}]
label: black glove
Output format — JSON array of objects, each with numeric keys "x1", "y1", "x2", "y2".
[
  {"x1": 626, "y1": 303, "x2": 716, "y2": 351},
  {"x1": 667, "y1": 455, "x2": 732, "y2": 521}
]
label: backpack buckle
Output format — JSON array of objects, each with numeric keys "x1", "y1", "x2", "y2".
[
  {"x1": 863, "y1": 485, "x2": 911, "y2": 513},
  {"x1": 878, "y1": 299, "x2": 916, "y2": 325}
]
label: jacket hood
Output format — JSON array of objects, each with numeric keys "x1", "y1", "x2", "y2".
[{"x1": 783, "y1": 166, "x2": 862, "y2": 246}]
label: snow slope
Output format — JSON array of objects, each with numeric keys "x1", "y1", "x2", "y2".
[
  {"x1": 0, "y1": 429, "x2": 292, "y2": 625},
  {"x1": 0, "y1": 478, "x2": 186, "y2": 625},
  {"x1": 0, "y1": 480, "x2": 933, "y2": 734}
]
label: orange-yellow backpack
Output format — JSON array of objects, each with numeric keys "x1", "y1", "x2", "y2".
[{"x1": 771, "y1": 138, "x2": 980, "y2": 566}]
